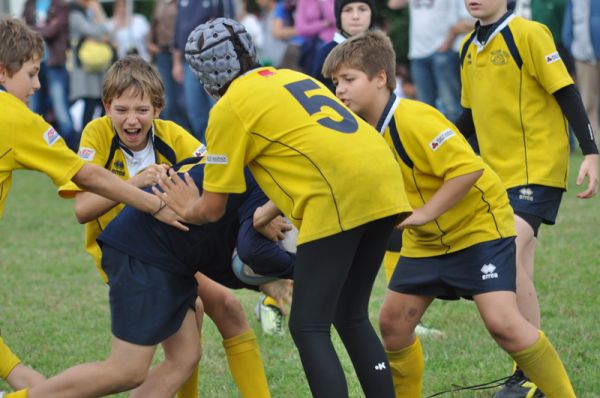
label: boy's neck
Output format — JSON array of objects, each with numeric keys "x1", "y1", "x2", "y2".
[
  {"x1": 363, "y1": 90, "x2": 392, "y2": 129},
  {"x1": 478, "y1": 8, "x2": 508, "y2": 26}
]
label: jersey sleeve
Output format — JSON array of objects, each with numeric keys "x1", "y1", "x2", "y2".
[
  {"x1": 58, "y1": 121, "x2": 111, "y2": 198},
  {"x1": 522, "y1": 22, "x2": 573, "y2": 94},
  {"x1": 13, "y1": 115, "x2": 85, "y2": 188},
  {"x1": 202, "y1": 99, "x2": 253, "y2": 193},
  {"x1": 403, "y1": 111, "x2": 483, "y2": 181},
  {"x1": 170, "y1": 124, "x2": 206, "y2": 160},
  {"x1": 459, "y1": 35, "x2": 473, "y2": 108}
]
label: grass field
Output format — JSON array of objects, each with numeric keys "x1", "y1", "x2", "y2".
[{"x1": 1, "y1": 154, "x2": 599, "y2": 397}]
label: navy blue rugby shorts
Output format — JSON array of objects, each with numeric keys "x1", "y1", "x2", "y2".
[
  {"x1": 507, "y1": 184, "x2": 563, "y2": 225},
  {"x1": 388, "y1": 237, "x2": 516, "y2": 300},
  {"x1": 102, "y1": 245, "x2": 198, "y2": 346}
]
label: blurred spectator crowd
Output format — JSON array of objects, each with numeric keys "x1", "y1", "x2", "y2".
[{"x1": 2, "y1": 0, "x2": 598, "y2": 150}]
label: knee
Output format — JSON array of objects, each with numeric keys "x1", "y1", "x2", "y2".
[
  {"x1": 484, "y1": 315, "x2": 522, "y2": 345},
  {"x1": 378, "y1": 305, "x2": 401, "y2": 340},
  {"x1": 206, "y1": 293, "x2": 248, "y2": 336},
  {"x1": 109, "y1": 364, "x2": 148, "y2": 391}
]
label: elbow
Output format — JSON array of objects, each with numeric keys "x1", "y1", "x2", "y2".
[
  {"x1": 204, "y1": 206, "x2": 226, "y2": 223},
  {"x1": 75, "y1": 212, "x2": 92, "y2": 224},
  {"x1": 74, "y1": 202, "x2": 94, "y2": 224}
]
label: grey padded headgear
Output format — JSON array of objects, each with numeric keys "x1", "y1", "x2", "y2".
[{"x1": 185, "y1": 18, "x2": 256, "y2": 98}]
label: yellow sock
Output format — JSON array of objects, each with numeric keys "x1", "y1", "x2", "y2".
[
  {"x1": 386, "y1": 337, "x2": 424, "y2": 398},
  {"x1": 383, "y1": 251, "x2": 401, "y2": 283},
  {"x1": 0, "y1": 337, "x2": 21, "y2": 379},
  {"x1": 5, "y1": 389, "x2": 28, "y2": 398},
  {"x1": 223, "y1": 329, "x2": 271, "y2": 398},
  {"x1": 176, "y1": 364, "x2": 199, "y2": 398},
  {"x1": 263, "y1": 296, "x2": 278, "y2": 307},
  {"x1": 510, "y1": 331, "x2": 575, "y2": 398}
]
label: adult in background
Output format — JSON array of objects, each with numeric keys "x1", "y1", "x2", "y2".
[
  {"x1": 563, "y1": 0, "x2": 600, "y2": 142},
  {"x1": 172, "y1": 0, "x2": 235, "y2": 143},
  {"x1": 69, "y1": 0, "x2": 110, "y2": 130},
  {"x1": 148, "y1": 0, "x2": 190, "y2": 131},
  {"x1": 23, "y1": 0, "x2": 77, "y2": 151},
  {"x1": 294, "y1": 0, "x2": 336, "y2": 72},
  {"x1": 106, "y1": 0, "x2": 151, "y2": 61},
  {"x1": 387, "y1": 0, "x2": 473, "y2": 122}
]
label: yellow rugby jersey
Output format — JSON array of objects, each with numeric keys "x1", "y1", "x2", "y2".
[
  {"x1": 58, "y1": 116, "x2": 205, "y2": 282},
  {"x1": 460, "y1": 14, "x2": 574, "y2": 190},
  {"x1": 0, "y1": 88, "x2": 85, "y2": 219},
  {"x1": 378, "y1": 96, "x2": 516, "y2": 257},
  {"x1": 203, "y1": 67, "x2": 412, "y2": 245}
]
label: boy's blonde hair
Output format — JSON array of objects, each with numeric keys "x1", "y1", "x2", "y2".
[
  {"x1": 0, "y1": 17, "x2": 44, "y2": 77},
  {"x1": 102, "y1": 55, "x2": 165, "y2": 110},
  {"x1": 322, "y1": 30, "x2": 396, "y2": 92}
]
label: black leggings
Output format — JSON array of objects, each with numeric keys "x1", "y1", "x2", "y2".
[{"x1": 289, "y1": 216, "x2": 396, "y2": 398}]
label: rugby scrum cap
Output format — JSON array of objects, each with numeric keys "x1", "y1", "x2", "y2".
[{"x1": 185, "y1": 18, "x2": 257, "y2": 98}]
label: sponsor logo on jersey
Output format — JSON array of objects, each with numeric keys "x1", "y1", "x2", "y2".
[
  {"x1": 491, "y1": 50, "x2": 510, "y2": 65},
  {"x1": 518, "y1": 187, "x2": 534, "y2": 202},
  {"x1": 481, "y1": 263, "x2": 498, "y2": 280},
  {"x1": 206, "y1": 154, "x2": 229, "y2": 164},
  {"x1": 545, "y1": 52, "x2": 561, "y2": 64},
  {"x1": 77, "y1": 147, "x2": 96, "y2": 161},
  {"x1": 429, "y1": 129, "x2": 455, "y2": 151},
  {"x1": 193, "y1": 144, "x2": 207, "y2": 157},
  {"x1": 374, "y1": 362, "x2": 387, "y2": 371},
  {"x1": 43, "y1": 127, "x2": 61, "y2": 146}
]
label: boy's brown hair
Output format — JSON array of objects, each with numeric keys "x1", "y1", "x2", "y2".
[
  {"x1": 102, "y1": 55, "x2": 165, "y2": 110},
  {"x1": 0, "y1": 17, "x2": 44, "y2": 77},
  {"x1": 322, "y1": 30, "x2": 396, "y2": 92}
]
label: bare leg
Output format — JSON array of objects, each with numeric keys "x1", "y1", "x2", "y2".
[
  {"x1": 130, "y1": 310, "x2": 202, "y2": 398},
  {"x1": 474, "y1": 291, "x2": 538, "y2": 352},
  {"x1": 514, "y1": 215, "x2": 540, "y2": 328},
  {"x1": 196, "y1": 273, "x2": 249, "y2": 338},
  {"x1": 27, "y1": 337, "x2": 156, "y2": 398},
  {"x1": 379, "y1": 290, "x2": 433, "y2": 350}
]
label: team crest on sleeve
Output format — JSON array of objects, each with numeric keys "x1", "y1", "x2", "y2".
[
  {"x1": 206, "y1": 154, "x2": 229, "y2": 164},
  {"x1": 77, "y1": 147, "x2": 96, "y2": 161},
  {"x1": 43, "y1": 127, "x2": 61, "y2": 146},
  {"x1": 545, "y1": 52, "x2": 561, "y2": 64},
  {"x1": 193, "y1": 144, "x2": 207, "y2": 157},
  {"x1": 429, "y1": 129, "x2": 455, "y2": 151}
]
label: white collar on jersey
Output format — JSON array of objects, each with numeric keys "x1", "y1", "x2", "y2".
[
  {"x1": 333, "y1": 32, "x2": 346, "y2": 44},
  {"x1": 473, "y1": 13, "x2": 516, "y2": 52},
  {"x1": 376, "y1": 93, "x2": 401, "y2": 135}
]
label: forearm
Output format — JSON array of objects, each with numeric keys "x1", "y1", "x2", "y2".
[
  {"x1": 554, "y1": 84, "x2": 599, "y2": 155},
  {"x1": 420, "y1": 170, "x2": 483, "y2": 220},
  {"x1": 253, "y1": 201, "x2": 281, "y2": 228},
  {"x1": 72, "y1": 164, "x2": 159, "y2": 214},
  {"x1": 74, "y1": 191, "x2": 119, "y2": 224}
]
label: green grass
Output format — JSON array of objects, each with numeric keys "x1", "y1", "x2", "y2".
[{"x1": 1, "y1": 154, "x2": 599, "y2": 397}]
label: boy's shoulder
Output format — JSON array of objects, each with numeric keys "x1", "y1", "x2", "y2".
[{"x1": 153, "y1": 119, "x2": 193, "y2": 139}]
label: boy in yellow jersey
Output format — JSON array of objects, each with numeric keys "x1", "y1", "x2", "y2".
[
  {"x1": 56, "y1": 56, "x2": 273, "y2": 398},
  {"x1": 455, "y1": 0, "x2": 599, "y2": 395},
  {"x1": 322, "y1": 30, "x2": 577, "y2": 398},
  {"x1": 0, "y1": 16, "x2": 185, "y2": 397},
  {"x1": 155, "y1": 17, "x2": 412, "y2": 398}
]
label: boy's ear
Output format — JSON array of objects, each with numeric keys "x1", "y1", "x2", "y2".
[
  {"x1": 0, "y1": 64, "x2": 7, "y2": 84},
  {"x1": 102, "y1": 101, "x2": 111, "y2": 114},
  {"x1": 154, "y1": 107, "x2": 162, "y2": 118},
  {"x1": 375, "y1": 69, "x2": 387, "y2": 89}
]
